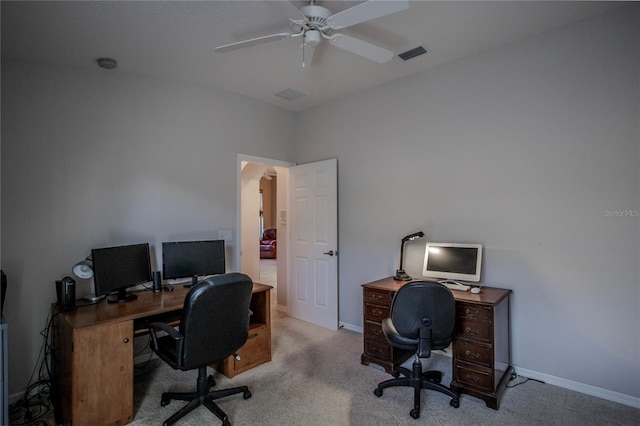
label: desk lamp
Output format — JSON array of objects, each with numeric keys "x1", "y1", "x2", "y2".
[
  {"x1": 72, "y1": 257, "x2": 105, "y2": 302},
  {"x1": 393, "y1": 231, "x2": 425, "y2": 281}
]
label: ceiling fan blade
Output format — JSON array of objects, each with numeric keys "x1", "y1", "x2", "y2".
[
  {"x1": 285, "y1": 1, "x2": 310, "y2": 22},
  {"x1": 328, "y1": 34, "x2": 394, "y2": 63},
  {"x1": 326, "y1": 0, "x2": 409, "y2": 30},
  {"x1": 215, "y1": 32, "x2": 294, "y2": 53}
]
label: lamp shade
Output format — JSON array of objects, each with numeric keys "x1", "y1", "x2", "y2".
[
  {"x1": 72, "y1": 259, "x2": 94, "y2": 279},
  {"x1": 393, "y1": 231, "x2": 425, "y2": 281}
]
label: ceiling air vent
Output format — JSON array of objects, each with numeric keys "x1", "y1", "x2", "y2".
[
  {"x1": 398, "y1": 46, "x2": 427, "y2": 61},
  {"x1": 275, "y1": 89, "x2": 305, "y2": 101}
]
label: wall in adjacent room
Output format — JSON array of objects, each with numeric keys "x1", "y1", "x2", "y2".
[
  {"x1": 294, "y1": 7, "x2": 639, "y2": 399},
  {"x1": 1, "y1": 61, "x2": 295, "y2": 396}
]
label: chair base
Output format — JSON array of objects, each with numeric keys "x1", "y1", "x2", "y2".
[
  {"x1": 374, "y1": 358, "x2": 460, "y2": 419},
  {"x1": 160, "y1": 367, "x2": 251, "y2": 426}
]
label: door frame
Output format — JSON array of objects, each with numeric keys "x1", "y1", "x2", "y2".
[{"x1": 236, "y1": 154, "x2": 294, "y2": 306}]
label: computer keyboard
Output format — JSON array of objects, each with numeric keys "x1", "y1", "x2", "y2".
[{"x1": 439, "y1": 280, "x2": 471, "y2": 292}]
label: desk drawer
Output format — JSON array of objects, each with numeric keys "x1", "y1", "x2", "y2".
[
  {"x1": 454, "y1": 339, "x2": 492, "y2": 368},
  {"x1": 457, "y1": 303, "x2": 492, "y2": 321},
  {"x1": 364, "y1": 339, "x2": 391, "y2": 361},
  {"x1": 363, "y1": 288, "x2": 392, "y2": 304},
  {"x1": 454, "y1": 361, "x2": 493, "y2": 392},
  {"x1": 364, "y1": 320, "x2": 386, "y2": 342},
  {"x1": 456, "y1": 318, "x2": 491, "y2": 343},
  {"x1": 364, "y1": 304, "x2": 390, "y2": 322},
  {"x1": 233, "y1": 325, "x2": 269, "y2": 373}
]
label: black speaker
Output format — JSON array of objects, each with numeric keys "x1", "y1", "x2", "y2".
[
  {"x1": 56, "y1": 276, "x2": 76, "y2": 312},
  {"x1": 152, "y1": 271, "x2": 162, "y2": 293}
]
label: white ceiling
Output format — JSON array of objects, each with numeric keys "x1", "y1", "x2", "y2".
[{"x1": 1, "y1": 1, "x2": 621, "y2": 112}]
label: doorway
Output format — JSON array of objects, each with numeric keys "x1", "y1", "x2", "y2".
[
  {"x1": 238, "y1": 155, "x2": 292, "y2": 314},
  {"x1": 259, "y1": 170, "x2": 277, "y2": 288},
  {"x1": 237, "y1": 155, "x2": 339, "y2": 330}
]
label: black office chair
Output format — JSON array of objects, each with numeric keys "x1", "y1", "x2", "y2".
[
  {"x1": 149, "y1": 273, "x2": 254, "y2": 426},
  {"x1": 373, "y1": 281, "x2": 460, "y2": 419}
]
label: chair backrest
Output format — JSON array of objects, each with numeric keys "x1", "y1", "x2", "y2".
[
  {"x1": 390, "y1": 281, "x2": 456, "y2": 352},
  {"x1": 179, "y1": 272, "x2": 253, "y2": 369},
  {"x1": 261, "y1": 228, "x2": 276, "y2": 241}
]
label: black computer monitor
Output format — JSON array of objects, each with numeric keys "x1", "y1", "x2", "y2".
[
  {"x1": 91, "y1": 243, "x2": 152, "y2": 304},
  {"x1": 162, "y1": 240, "x2": 226, "y2": 286}
]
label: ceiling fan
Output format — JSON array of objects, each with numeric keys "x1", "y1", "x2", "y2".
[{"x1": 215, "y1": 0, "x2": 409, "y2": 65}]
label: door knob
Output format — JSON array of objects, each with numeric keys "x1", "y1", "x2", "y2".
[{"x1": 323, "y1": 250, "x2": 335, "y2": 256}]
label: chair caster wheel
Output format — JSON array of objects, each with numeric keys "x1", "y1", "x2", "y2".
[
  {"x1": 222, "y1": 421, "x2": 230, "y2": 426},
  {"x1": 391, "y1": 370, "x2": 400, "y2": 378},
  {"x1": 373, "y1": 388, "x2": 383, "y2": 397},
  {"x1": 160, "y1": 397, "x2": 170, "y2": 407},
  {"x1": 243, "y1": 390, "x2": 252, "y2": 399},
  {"x1": 450, "y1": 399, "x2": 460, "y2": 408},
  {"x1": 208, "y1": 375, "x2": 216, "y2": 388},
  {"x1": 410, "y1": 409, "x2": 420, "y2": 419}
]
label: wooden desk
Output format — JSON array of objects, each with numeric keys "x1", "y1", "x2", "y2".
[
  {"x1": 53, "y1": 282, "x2": 272, "y2": 426},
  {"x1": 361, "y1": 277, "x2": 512, "y2": 409}
]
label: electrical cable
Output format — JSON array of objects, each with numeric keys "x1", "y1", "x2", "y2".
[
  {"x1": 506, "y1": 370, "x2": 545, "y2": 388},
  {"x1": 8, "y1": 306, "x2": 58, "y2": 425}
]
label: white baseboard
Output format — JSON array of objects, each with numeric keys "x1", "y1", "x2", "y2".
[
  {"x1": 339, "y1": 321, "x2": 362, "y2": 333},
  {"x1": 514, "y1": 366, "x2": 640, "y2": 409},
  {"x1": 339, "y1": 321, "x2": 640, "y2": 409}
]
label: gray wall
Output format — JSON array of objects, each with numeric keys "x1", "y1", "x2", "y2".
[
  {"x1": 2, "y1": 4, "x2": 638, "y2": 405},
  {"x1": 1, "y1": 62, "x2": 295, "y2": 395},
  {"x1": 295, "y1": 8, "x2": 639, "y2": 398}
]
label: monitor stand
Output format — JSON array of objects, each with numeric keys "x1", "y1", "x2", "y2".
[
  {"x1": 183, "y1": 275, "x2": 198, "y2": 288},
  {"x1": 107, "y1": 288, "x2": 138, "y2": 304}
]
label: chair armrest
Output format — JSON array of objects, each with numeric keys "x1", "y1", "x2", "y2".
[{"x1": 148, "y1": 321, "x2": 183, "y2": 355}]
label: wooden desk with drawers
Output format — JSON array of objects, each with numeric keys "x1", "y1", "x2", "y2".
[
  {"x1": 53, "y1": 282, "x2": 272, "y2": 425},
  {"x1": 361, "y1": 277, "x2": 512, "y2": 409}
]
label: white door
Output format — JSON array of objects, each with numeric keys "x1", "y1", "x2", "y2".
[{"x1": 289, "y1": 159, "x2": 338, "y2": 330}]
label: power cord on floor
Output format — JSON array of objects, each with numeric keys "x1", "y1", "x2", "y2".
[
  {"x1": 133, "y1": 335, "x2": 162, "y2": 377},
  {"x1": 507, "y1": 369, "x2": 545, "y2": 388},
  {"x1": 9, "y1": 306, "x2": 58, "y2": 425}
]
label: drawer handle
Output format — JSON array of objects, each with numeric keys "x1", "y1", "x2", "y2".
[
  {"x1": 465, "y1": 327, "x2": 479, "y2": 336},
  {"x1": 464, "y1": 374, "x2": 480, "y2": 383},
  {"x1": 372, "y1": 309, "x2": 383, "y2": 317},
  {"x1": 123, "y1": 338, "x2": 129, "y2": 344},
  {"x1": 465, "y1": 350, "x2": 480, "y2": 359},
  {"x1": 373, "y1": 328, "x2": 382, "y2": 336}
]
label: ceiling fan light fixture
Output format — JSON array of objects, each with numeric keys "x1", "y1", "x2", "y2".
[{"x1": 304, "y1": 30, "x2": 322, "y2": 48}]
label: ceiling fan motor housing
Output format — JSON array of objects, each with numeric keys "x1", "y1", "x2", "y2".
[{"x1": 300, "y1": 5, "x2": 331, "y2": 29}]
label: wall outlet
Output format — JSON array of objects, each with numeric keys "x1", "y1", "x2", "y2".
[{"x1": 218, "y1": 230, "x2": 232, "y2": 242}]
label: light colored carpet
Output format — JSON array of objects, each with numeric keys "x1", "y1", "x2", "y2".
[
  {"x1": 259, "y1": 259, "x2": 277, "y2": 287},
  {"x1": 131, "y1": 315, "x2": 640, "y2": 425}
]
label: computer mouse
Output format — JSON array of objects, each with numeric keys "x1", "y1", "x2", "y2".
[{"x1": 471, "y1": 287, "x2": 481, "y2": 294}]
